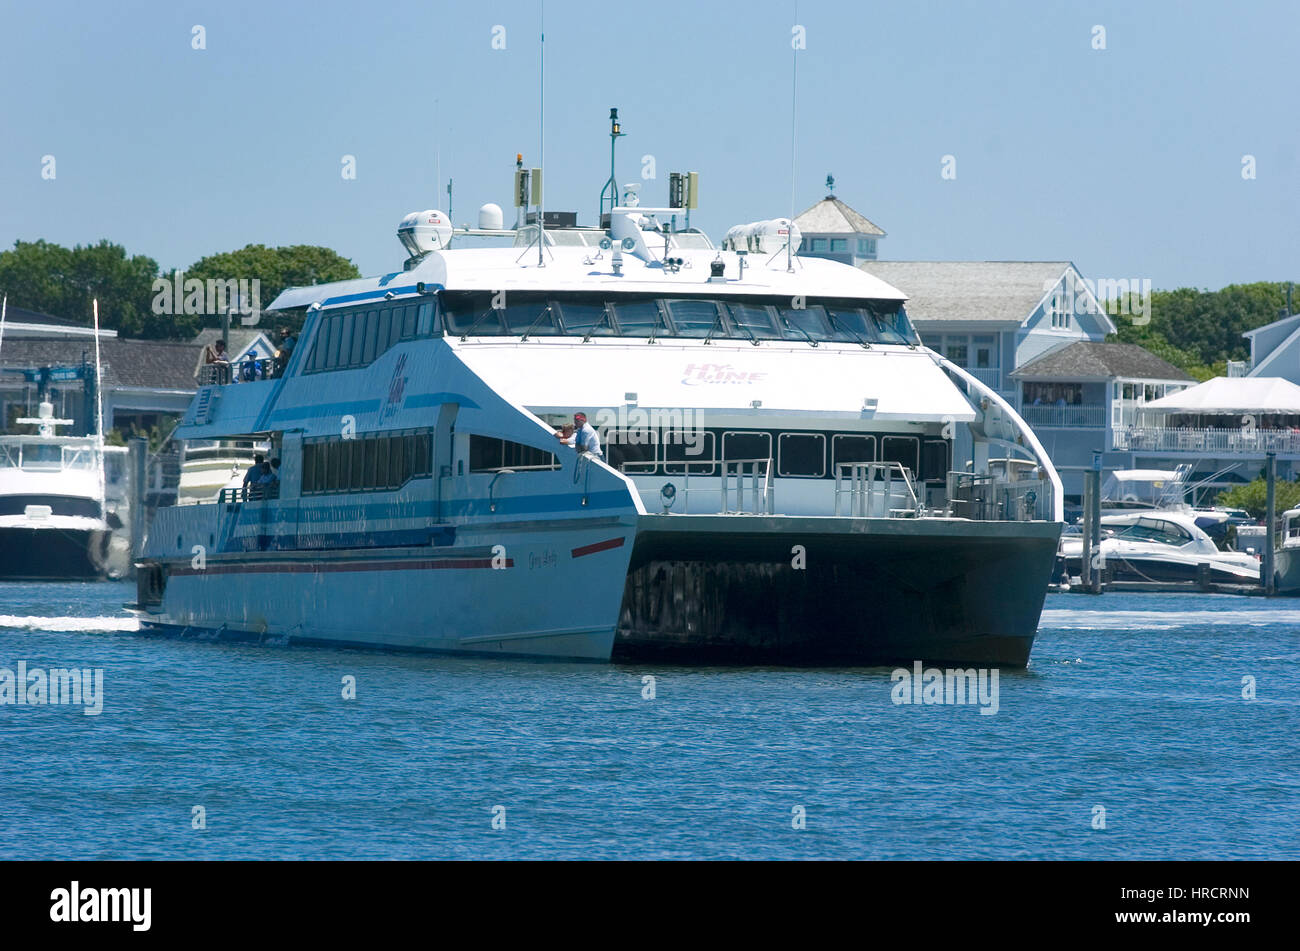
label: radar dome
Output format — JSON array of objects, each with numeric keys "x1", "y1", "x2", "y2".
[
  {"x1": 397, "y1": 210, "x2": 453, "y2": 257},
  {"x1": 478, "y1": 203, "x2": 504, "y2": 230},
  {"x1": 722, "y1": 218, "x2": 802, "y2": 255}
]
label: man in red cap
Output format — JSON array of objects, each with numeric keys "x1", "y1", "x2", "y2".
[{"x1": 564, "y1": 411, "x2": 602, "y2": 460}]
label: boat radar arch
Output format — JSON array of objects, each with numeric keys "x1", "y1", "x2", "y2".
[{"x1": 16, "y1": 401, "x2": 75, "y2": 438}]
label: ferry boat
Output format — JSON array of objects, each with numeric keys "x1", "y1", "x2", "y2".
[
  {"x1": 0, "y1": 401, "x2": 114, "y2": 580},
  {"x1": 133, "y1": 200, "x2": 1064, "y2": 666}
]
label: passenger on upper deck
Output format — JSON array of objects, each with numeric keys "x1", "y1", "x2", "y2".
[
  {"x1": 197, "y1": 338, "x2": 230, "y2": 384},
  {"x1": 242, "y1": 453, "x2": 265, "y2": 490},
  {"x1": 566, "y1": 412, "x2": 603, "y2": 460},
  {"x1": 273, "y1": 327, "x2": 296, "y2": 378},
  {"x1": 554, "y1": 422, "x2": 576, "y2": 447}
]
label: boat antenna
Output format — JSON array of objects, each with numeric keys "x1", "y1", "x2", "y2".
[
  {"x1": 92, "y1": 297, "x2": 104, "y2": 439},
  {"x1": 787, "y1": 0, "x2": 799, "y2": 273},
  {"x1": 434, "y1": 97, "x2": 441, "y2": 213},
  {"x1": 536, "y1": 0, "x2": 545, "y2": 267},
  {"x1": 0, "y1": 293, "x2": 7, "y2": 361},
  {"x1": 600, "y1": 108, "x2": 625, "y2": 226}
]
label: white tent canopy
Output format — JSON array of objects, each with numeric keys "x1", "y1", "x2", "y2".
[{"x1": 1142, "y1": 376, "x2": 1300, "y2": 415}]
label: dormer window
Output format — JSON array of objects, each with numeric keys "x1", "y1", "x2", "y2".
[{"x1": 1048, "y1": 291, "x2": 1071, "y2": 330}]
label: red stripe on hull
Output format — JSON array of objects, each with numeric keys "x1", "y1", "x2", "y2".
[{"x1": 571, "y1": 536, "x2": 626, "y2": 558}]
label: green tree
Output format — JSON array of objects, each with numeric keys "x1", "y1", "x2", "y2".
[
  {"x1": 1218, "y1": 478, "x2": 1300, "y2": 520},
  {"x1": 0, "y1": 239, "x2": 164, "y2": 336},
  {"x1": 1110, "y1": 282, "x2": 1296, "y2": 379},
  {"x1": 181, "y1": 244, "x2": 361, "y2": 335}
]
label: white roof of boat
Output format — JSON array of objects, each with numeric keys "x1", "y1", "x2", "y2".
[
  {"x1": 450, "y1": 339, "x2": 976, "y2": 422},
  {"x1": 268, "y1": 245, "x2": 909, "y2": 312},
  {"x1": 1101, "y1": 510, "x2": 1205, "y2": 531},
  {"x1": 1107, "y1": 469, "x2": 1182, "y2": 481}
]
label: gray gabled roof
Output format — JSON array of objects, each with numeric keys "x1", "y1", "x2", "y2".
[
  {"x1": 794, "y1": 196, "x2": 886, "y2": 236},
  {"x1": 859, "y1": 261, "x2": 1073, "y2": 324},
  {"x1": 1011, "y1": 342, "x2": 1193, "y2": 382},
  {"x1": 192, "y1": 327, "x2": 274, "y2": 358},
  {"x1": 0, "y1": 338, "x2": 200, "y2": 392}
]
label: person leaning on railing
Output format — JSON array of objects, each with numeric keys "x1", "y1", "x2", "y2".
[
  {"x1": 195, "y1": 338, "x2": 231, "y2": 385},
  {"x1": 273, "y1": 327, "x2": 296, "y2": 378}
]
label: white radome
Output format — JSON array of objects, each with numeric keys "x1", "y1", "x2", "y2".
[{"x1": 397, "y1": 209, "x2": 454, "y2": 257}]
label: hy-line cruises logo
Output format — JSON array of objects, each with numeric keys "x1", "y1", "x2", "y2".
[
  {"x1": 50, "y1": 882, "x2": 151, "y2": 932},
  {"x1": 0, "y1": 661, "x2": 103, "y2": 715},
  {"x1": 682, "y1": 362, "x2": 767, "y2": 386}
]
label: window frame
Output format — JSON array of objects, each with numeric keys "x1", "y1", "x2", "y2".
[{"x1": 777, "y1": 432, "x2": 826, "y2": 478}]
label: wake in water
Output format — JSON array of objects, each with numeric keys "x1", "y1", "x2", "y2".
[
  {"x1": 0, "y1": 615, "x2": 139, "y2": 633},
  {"x1": 1041, "y1": 608, "x2": 1300, "y2": 631}
]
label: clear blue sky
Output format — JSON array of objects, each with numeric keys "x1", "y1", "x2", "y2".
[{"x1": 1, "y1": 0, "x2": 1295, "y2": 291}]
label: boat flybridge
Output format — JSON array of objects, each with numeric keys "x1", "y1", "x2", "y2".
[
  {"x1": 135, "y1": 200, "x2": 1064, "y2": 666},
  {"x1": 0, "y1": 401, "x2": 115, "y2": 580}
]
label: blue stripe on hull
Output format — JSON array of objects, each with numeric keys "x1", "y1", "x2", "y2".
[{"x1": 137, "y1": 620, "x2": 614, "y2": 663}]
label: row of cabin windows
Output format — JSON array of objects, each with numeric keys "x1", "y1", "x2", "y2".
[
  {"x1": 439, "y1": 292, "x2": 919, "y2": 346},
  {"x1": 301, "y1": 431, "x2": 433, "y2": 494},
  {"x1": 304, "y1": 301, "x2": 436, "y2": 373},
  {"x1": 295, "y1": 294, "x2": 917, "y2": 376},
  {"x1": 603, "y1": 430, "x2": 950, "y2": 482},
  {"x1": 468, "y1": 436, "x2": 559, "y2": 473}
]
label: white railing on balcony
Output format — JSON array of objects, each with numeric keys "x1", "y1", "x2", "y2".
[
  {"x1": 965, "y1": 367, "x2": 1003, "y2": 391},
  {"x1": 1020, "y1": 404, "x2": 1107, "y2": 428},
  {"x1": 1113, "y1": 427, "x2": 1300, "y2": 454}
]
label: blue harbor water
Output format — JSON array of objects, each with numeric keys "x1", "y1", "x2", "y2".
[{"x1": 0, "y1": 581, "x2": 1296, "y2": 860}]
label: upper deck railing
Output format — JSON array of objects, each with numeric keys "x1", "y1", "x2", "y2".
[
  {"x1": 218, "y1": 483, "x2": 281, "y2": 504},
  {"x1": 1113, "y1": 426, "x2": 1300, "y2": 454},
  {"x1": 197, "y1": 358, "x2": 277, "y2": 387},
  {"x1": 1020, "y1": 404, "x2": 1108, "y2": 429}
]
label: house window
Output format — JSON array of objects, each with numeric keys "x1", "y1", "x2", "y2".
[
  {"x1": 830, "y1": 238, "x2": 847, "y2": 253},
  {"x1": 857, "y1": 238, "x2": 876, "y2": 256},
  {"x1": 945, "y1": 343, "x2": 968, "y2": 366},
  {"x1": 1047, "y1": 291, "x2": 1070, "y2": 330},
  {"x1": 1023, "y1": 383, "x2": 1083, "y2": 406},
  {"x1": 809, "y1": 238, "x2": 827, "y2": 252}
]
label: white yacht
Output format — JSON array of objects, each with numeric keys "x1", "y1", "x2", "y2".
[
  {"x1": 1058, "y1": 510, "x2": 1259, "y2": 585},
  {"x1": 0, "y1": 401, "x2": 114, "y2": 580},
  {"x1": 176, "y1": 438, "x2": 271, "y2": 506},
  {"x1": 133, "y1": 193, "x2": 1065, "y2": 666},
  {"x1": 1271, "y1": 509, "x2": 1300, "y2": 594}
]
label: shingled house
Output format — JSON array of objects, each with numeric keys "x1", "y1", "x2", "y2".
[
  {"x1": 1, "y1": 304, "x2": 200, "y2": 436},
  {"x1": 1010, "y1": 342, "x2": 1194, "y2": 498},
  {"x1": 861, "y1": 261, "x2": 1119, "y2": 406}
]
